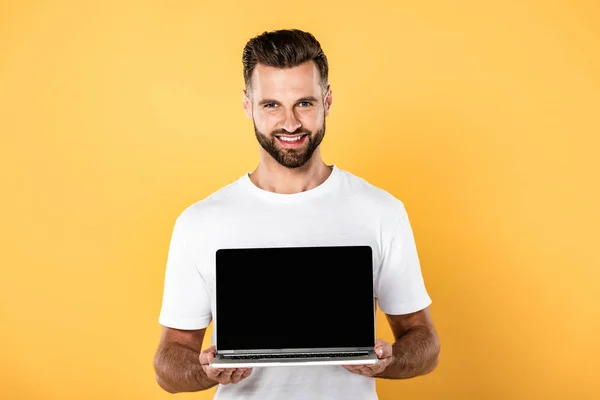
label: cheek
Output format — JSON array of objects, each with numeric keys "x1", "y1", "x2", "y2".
[
  {"x1": 300, "y1": 110, "x2": 323, "y2": 129},
  {"x1": 253, "y1": 113, "x2": 276, "y2": 133}
]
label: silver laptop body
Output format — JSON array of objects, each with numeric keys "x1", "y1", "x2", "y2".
[{"x1": 210, "y1": 245, "x2": 378, "y2": 368}]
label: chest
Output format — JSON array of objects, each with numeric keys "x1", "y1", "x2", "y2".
[{"x1": 191, "y1": 202, "x2": 385, "y2": 298}]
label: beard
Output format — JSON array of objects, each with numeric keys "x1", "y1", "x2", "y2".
[{"x1": 253, "y1": 117, "x2": 326, "y2": 169}]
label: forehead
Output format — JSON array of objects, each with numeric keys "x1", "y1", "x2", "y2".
[{"x1": 251, "y1": 61, "x2": 321, "y2": 98}]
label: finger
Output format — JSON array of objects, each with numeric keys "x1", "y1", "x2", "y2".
[
  {"x1": 206, "y1": 365, "x2": 224, "y2": 377},
  {"x1": 353, "y1": 364, "x2": 382, "y2": 376},
  {"x1": 363, "y1": 358, "x2": 390, "y2": 375},
  {"x1": 241, "y1": 368, "x2": 253, "y2": 379},
  {"x1": 343, "y1": 365, "x2": 367, "y2": 374},
  {"x1": 208, "y1": 369, "x2": 222, "y2": 381},
  {"x1": 218, "y1": 369, "x2": 234, "y2": 384},
  {"x1": 366, "y1": 362, "x2": 381, "y2": 370},
  {"x1": 364, "y1": 363, "x2": 383, "y2": 373},
  {"x1": 230, "y1": 368, "x2": 247, "y2": 384}
]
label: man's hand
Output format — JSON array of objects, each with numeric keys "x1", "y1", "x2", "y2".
[
  {"x1": 199, "y1": 346, "x2": 253, "y2": 385},
  {"x1": 341, "y1": 339, "x2": 393, "y2": 377}
]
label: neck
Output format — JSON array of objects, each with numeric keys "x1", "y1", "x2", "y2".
[{"x1": 249, "y1": 150, "x2": 333, "y2": 194}]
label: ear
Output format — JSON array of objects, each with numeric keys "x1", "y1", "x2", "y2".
[
  {"x1": 324, "y1": 85, "x2": 333, "y2": 116},
  {"x1": 242, "y1": 89, "x2": 253, "y2": 120}
]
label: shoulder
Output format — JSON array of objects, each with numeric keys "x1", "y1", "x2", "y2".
[
  {"x1": 174, "y1": 175, "x2": 247, "y2": 227},
  {"x1": 337, "y1": 167, "x2": 408, "y2": 219}
]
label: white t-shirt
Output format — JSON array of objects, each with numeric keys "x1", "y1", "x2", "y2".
[{"x1": 158, "y1": 165, "x2": 432, "y2": 400}]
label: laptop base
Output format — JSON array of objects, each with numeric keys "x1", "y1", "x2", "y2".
[{"x1": 210, "y1": 351, "x2": 378, "y2": 368}]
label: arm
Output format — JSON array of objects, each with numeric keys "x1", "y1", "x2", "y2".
[
  {"x1": 376, "y1": 307, "x2": 440, "y2": 379},
  {"x1": 153, "y1": 326, "x2": 217, "y2": 393}
]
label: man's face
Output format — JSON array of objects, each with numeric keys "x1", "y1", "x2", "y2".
[{"x1": 243, "y1": 61, "x2": 332, "y2": 169}]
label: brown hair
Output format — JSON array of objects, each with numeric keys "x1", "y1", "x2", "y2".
[{"x1": 242, "y1": 29, "x2": 329, "y2": 93}]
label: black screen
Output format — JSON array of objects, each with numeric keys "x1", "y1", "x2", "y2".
[{"x1": 215, "y1": 246, "x2": 375, "y2": 350}]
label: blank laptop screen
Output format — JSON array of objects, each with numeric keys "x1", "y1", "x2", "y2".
[{"x1": 215, "y1": 246, "x2": 375, "y2": 351}]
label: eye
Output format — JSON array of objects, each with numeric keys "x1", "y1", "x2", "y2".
[
  {"x1": 263, "y1": 103, "x2": 278, "y2": 109},
  {"x1": 298, "y1": 101, "x2": 313, "y2": 107}
]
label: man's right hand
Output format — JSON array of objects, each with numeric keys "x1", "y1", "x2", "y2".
[{"x1": 199, "y1": 346, "x2": 253, "y2": 385}]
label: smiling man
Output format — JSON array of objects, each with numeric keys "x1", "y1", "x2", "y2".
[{"x1": 153, "y1": 29, "x2": 440, "y2": 400}]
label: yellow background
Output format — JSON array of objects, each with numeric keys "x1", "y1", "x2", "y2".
[{"x1": 1, "y1": 0, "x2": 598, "y2": 398}]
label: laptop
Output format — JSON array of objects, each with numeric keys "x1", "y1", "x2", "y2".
[{"x1": 209, "y1": 245, "x2": 379, "y2": 368}]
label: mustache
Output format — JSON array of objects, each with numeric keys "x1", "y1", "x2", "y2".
[{"x1": 270, "y1": 128, "x2": 311, "y2": 136}]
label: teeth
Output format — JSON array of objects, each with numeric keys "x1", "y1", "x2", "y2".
[{"x1": 278, "y1": 135, "x2": 303, "y2": 142}]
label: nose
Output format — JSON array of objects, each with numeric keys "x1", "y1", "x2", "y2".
[{"x1": 280, "y1": 109, "x2": 302, "y2": 133}]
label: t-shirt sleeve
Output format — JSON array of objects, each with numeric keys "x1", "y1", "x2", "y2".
[
  {"x1": 375, "y1": 203, "x2": 432, "y2": 315},
  {"x1": 158, "y1": 215, "x2": 213, "y2": 330}
]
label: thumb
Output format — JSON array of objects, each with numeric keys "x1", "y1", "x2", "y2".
[
  {"x1": 200, "y1": 346, "x2": 216, "y2": 365},
  {"x1": 374, "y1": 340, "x2": 392, "y2": 358}
]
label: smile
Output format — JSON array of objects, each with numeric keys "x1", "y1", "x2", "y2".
[
  {"x1": 277, "y1": 135, "x2": 305, "y2": 142},
  {"x1": 275, "y1": 134, "x2": 308, "y2": 146}
]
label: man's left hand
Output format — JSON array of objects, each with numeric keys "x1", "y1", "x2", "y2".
[{"x1": 341, "y1": 339, "x2": 393, "y2": 377}]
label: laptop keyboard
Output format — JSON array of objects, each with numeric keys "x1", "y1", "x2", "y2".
[{"x1": 223, "y1": 352, "x2": 368, "y2": 359}]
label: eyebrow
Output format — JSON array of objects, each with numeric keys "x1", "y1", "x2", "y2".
[{"x1": 258, "y1": 96, "x2": 319, "y2": 106}]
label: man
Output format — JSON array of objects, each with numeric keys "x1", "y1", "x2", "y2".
[{"x1": 153, "y1": 29, "x2": 440, "y2": 399}]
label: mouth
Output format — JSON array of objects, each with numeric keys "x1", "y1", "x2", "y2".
[{"x1": 274, "y1": 134, "x2": 308, "y2": 147}]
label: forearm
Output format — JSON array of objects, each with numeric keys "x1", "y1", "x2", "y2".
[
  {"x1": 376, "y1": 326, "x2": 440, "y2": 379},
  {"x1": 154, "y1": 342, "x2": 218, "y2": 393}
]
